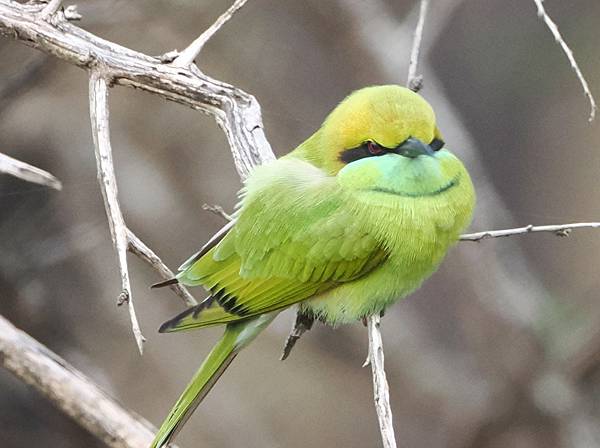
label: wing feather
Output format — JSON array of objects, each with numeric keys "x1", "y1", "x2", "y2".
[{"x1": 160, "y1": 159, "x2": 387, "y2": 332}]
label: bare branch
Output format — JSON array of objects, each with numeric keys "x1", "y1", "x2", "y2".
[
  {"x1": 360, "y1": 3, "x2": 435, "y2": 444},
  {"x1": 0, "y1": 151, "x2": 62, "y2": 190},
  {"x1": 202, "y1": 203, "x2": 233, "y2": 222},
  {"x1": 126, "y1": 229, "x2": 198, "y2": 308},
  {"x1": 407, "y1": 0, "x2": 429, "y2": 92},
  {"x1": 365, "y1": 315, "x2": 397, "y2": 448},
  {"x1": 0, "y1": 0, "x2": 274, "y2": 179},
  {"x1": 170, "y1": 0, "x2": 250, "y2": 68},
  {"x1": 37, "y1": 0, "x2": 62, "y2": 20},
  {"x1": 0, "y1": 314, "x2": 176, "y2": 448},
  {"x1": 533, "y1": 0, "x2": 597, "y2": 122},
  {"x1": 89, "y1": 72, "x2": 145, "y2": 354},
  {"x1": 460, "y1": 222, "x2": 600, "y2": 242}
]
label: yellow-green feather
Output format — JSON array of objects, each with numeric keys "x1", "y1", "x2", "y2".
[
  {"x1": 153, "y1": 85, "x2": 476, "y2": 447},
  {"x1": 150, "y1": 315, "x2": 275, "y2": 448},
  {"x1": 160, "y1": 157, "x2": 388, "y2": 332}
]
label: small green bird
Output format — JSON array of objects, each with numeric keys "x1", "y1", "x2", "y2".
[{"x1": 150, "y1": 85, "x2": 475, "y2": 447}]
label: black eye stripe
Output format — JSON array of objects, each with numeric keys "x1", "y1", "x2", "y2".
[
  {"x1": 339, "y1": 137, "x2": 445, "y2": 164},
  {"x1": 339, "y1": 142, "x2": 389, "y2": 164},
  {"x1": 430, "y1": 138, "x2": 445, "y2": 151}
]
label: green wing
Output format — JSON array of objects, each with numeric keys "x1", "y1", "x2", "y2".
[{"x1": 160, "y1": 159, "x2": 387, "y2": 332}]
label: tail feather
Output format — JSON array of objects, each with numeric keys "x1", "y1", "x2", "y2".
[
  {"x1": 150, "y1": 325, "x2": 241, "y2": 448},
  {"x1": 150, "y1": 313, "x2": 277, "y2": 448},
  {"x1": 151, "y1": 278, "x2": 179, "y2": 289}
]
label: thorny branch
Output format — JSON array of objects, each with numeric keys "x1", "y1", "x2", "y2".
[{"x1": 533, "y1": 0, "x2": 597, "y2": 122}]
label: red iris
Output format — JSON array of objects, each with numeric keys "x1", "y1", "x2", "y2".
[{"x1": 367, "y1": 141, "x2": 384, "y2": 156}]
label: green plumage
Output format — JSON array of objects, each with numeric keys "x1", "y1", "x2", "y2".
[
  {"x1": 151, "y1": 315, "x2": 274, "y2": 448},
  {"x1": 151, "y1": 85, "x2": 475, "y2": 447}
]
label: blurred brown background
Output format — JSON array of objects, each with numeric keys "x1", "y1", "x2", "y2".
[{"x1": 1, "y1": 0, "x2": 599, "y2": 447}]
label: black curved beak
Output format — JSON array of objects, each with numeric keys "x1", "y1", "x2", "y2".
[{"x1": 395, "y1": 137, "x2": 435, "y2": 158}]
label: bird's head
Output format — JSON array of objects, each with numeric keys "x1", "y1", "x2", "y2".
[{"x1": 301, "y1": 85, "x2": 471, "y2": 200}]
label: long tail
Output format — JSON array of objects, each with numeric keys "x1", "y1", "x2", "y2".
[{"x1": 150, "y1": 313, "x2": 276, "y2": 448}]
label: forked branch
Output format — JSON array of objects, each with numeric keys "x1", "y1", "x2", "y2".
[
  {"x1": 89, "y1": 72, "x2": 198, "y2": 352},
  {"x1": 89, "y1": 71, "x2": 145, "y2": 354},
  {"x1": 171, "y1": 0, "x2": 250, "y2": 68}
]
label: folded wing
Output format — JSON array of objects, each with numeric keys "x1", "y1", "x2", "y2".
[{"x1": 160, "y1": 159, "x2": 387, "y2": 332}]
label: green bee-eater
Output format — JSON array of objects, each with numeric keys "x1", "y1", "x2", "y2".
[{"x1": 150, "y1": 85, "x2": 475, "y2": 447}]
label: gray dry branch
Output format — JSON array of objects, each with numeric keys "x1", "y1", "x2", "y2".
[
  {"x1": 365, "y1": 315, "x2": 396, "y2": 448},
  {"x1": 0, "y1": 314, "x2": 177, "y2": 448},
  {"x1": 0, "y1": 151, "x2": 62, "y2": 190},
  {"x1": 461, "y1": 222, "x2": 600, "y2": 242},
  {"x1": 0, "y1": 1, "x2": 599, "y2": 448},
  {"x1": 532, "y1": 0, "x2": 597, "y2": 121},
  {"x1": 406, "y1": 0, "x2": 428, "y2": 92},
  {"x1": 170, "y1": 0, "x2": 250, "y2": 68},
  {"x1": 38, "y1": 0, "x2": 63, "y2": 20},
  {"x1": 89, "y1": 71, "x2": 199, "y2": 353},
  {"x1": 89, "y1": 72, "x2": 145, "y2": 354}
]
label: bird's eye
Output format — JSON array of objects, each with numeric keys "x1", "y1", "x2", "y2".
[
  {"x1": 430, "y1": 138, "x2": 445, "y2": 151},
  {"x1": 367, "y1": 141, "x2": 385, "y2": 156}
]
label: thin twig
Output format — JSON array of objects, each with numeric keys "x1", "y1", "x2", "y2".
[
  {"x1": 460, "y1": 222, "x2": 600, "y2": 242},
  {"x1": 38, "y1": 0, "x2": 62, "y2": 20},
  {"x1": 170, "y1": 0, "x2": 250, "y2": 68},
  {"x1": 362, "y1": 2, "x2": 435, "y2": 444},
  {"x1": 89, "y1": 71, "x2": 145, "y2": 354},
  {"x1": 126, "y1": 229, "x2": 198, "y2": 308},
  {"x1": 0, "y1": 314, "x2": 177, "y2": 448},
  {"x1": 533, "y1": 0, "x2": 597, "y2": 122},
  {"x1": 0, "y1": 151, "x2": 62, "y2": 190},
  {"x1": 407, "y1": 0, "x2": 429, "y2": 92},
  {"x1": 202, "y1": 203, "x2": 233, "y2": 222},
  {"x1": 365, "y1": 315, "x2": 397, "y2": 448},
  {"x1": 363, "y1": 317, "x2": 395, "y2": 448}
]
